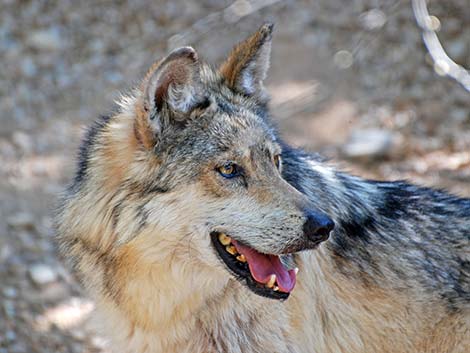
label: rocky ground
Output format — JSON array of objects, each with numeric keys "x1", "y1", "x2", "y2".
[{"x1": 1, "y1": 0, "x2": 469, "y2": 352}]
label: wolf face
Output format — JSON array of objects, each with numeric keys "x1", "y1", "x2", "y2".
[{"x1": 127, "y1": 27, "x2": 334, "y2": 300}]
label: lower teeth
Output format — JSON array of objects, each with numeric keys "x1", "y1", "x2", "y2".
[
  {"x1": 266, "y1": 274, "x2": 276, "y2": 289},
  {"x1": 236, "y1": 254, "x2": 246, "y2": 262},
  {"x1": 226, "y1": 245, "x2": 237, "y2": 255}
]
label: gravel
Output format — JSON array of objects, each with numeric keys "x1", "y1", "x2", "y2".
[
  {"x1": 28, "y1": 264, "x2": 59, "y2": 286},
  {"x1": 7, "y1": 212, "x2": 36, "y2": 231}
]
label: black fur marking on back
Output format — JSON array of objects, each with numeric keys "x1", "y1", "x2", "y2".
[
  {"x1": 280, "y1": 143, "x2": 322, "y2": 194},
  {"x1": 338, "y1": 216, "x2": 377, "y2": 244},
  {"x1": 375, "y1": 183, "x2": 412, "y2": 220},
  {"x1": 278, "y1": 141, "x2": 469, "y2": 310}
]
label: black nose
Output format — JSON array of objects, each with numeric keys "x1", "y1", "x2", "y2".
[{"x1": 303, "y1": 210, "x2": 334, "y2": 242}]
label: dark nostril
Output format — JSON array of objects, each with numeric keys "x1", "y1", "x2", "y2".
[{"x1": 303, "y1": 210, "x2": 335, "y2": 242}]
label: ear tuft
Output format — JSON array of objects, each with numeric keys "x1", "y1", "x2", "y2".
[
  {"x1": 219, "y1": 23, "x2": 273, "y2": 99},
  {"x1": 135, "y1": 46, "x2": 204, "y2": 149},
  {"x1": 144, "y1": 46, "x2": 201, "y2": 116},
  {"x1": 258, "y1": 22, "x2": 274, "y2": 39}
]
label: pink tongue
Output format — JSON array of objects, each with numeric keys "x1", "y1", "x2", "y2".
[{"x1": 232, "y1": 240, "x2": 296, "y2": 293}]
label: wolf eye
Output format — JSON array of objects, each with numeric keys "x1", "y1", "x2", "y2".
[
  {"x1": 274, "y1": 154, "x2": 282, "y2": 169},
  {"x1": 217, "y1": 163, "x2": 238, "y2": 178}
]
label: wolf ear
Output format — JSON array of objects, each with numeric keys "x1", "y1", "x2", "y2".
[
  {"x1": 135, "y1": 47, "x2": 204, "y2": 149},
  {"x1": 219, "y1": 23, "x2": 273, "y2": 101}
]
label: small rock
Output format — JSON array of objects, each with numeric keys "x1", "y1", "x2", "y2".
[
  {"x1": 70, "y1": 329, "x2": 86, "y2": 341},
  {"x1": 450, "y1": 108, "x2": 468, "y2": 123},
  {"x1": 28, "y1": 264, "x2": 58, "y2": 286},
  {"x1": 91, "y1": 336, "x2": 108, "y2": 350},
  {"x1": 3, "y1": 287, "x2": 17, "y2": 299},
  {"x1": 27, "y1": 28, "x2": 62, "y2": 51},
  {"x1": 7, "y1": 212, "x2": 35, "y2": 231},
  {"x1": 39, "y1": 282, "x2": 70, "y2": 302},
  {"x1": 11, "y1": 131, "x2": 34, "y2": 154},
  {"x1": 18, "y1": 230, "x2": 37, "y2": 250},
  {"x1": 20, "y1": 57, "x2": 37, "y2": 77},
  {"x1": 333, "y1": 50, "x2": 353, "y2": 69},
  {"x1": 359, "y1": 9, "x2": 387, "y2": 31},
  {"x1": 5, "y1": 330, "x2": 16, "y2": 342},
  {"x1": 3, "y1": 300, "x2": 16, "y2": 318},
  {"x1": 342, "y1": 129, "x2": 394, "y2": 159},
  {"x1": 0, "y1": 240, "x2": 13, "y2": 262}
]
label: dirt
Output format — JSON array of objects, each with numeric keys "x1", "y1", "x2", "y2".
[{"x1": 1, "y1": 1, "x2": 469, "y2": 352}]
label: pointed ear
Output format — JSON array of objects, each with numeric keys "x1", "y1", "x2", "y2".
[
  {"x1": 135, "y1": 47, "x2": 205, "y2": 149},
  {"x1": 219, "y1": 23, "x2": 273, "y2": 101}
]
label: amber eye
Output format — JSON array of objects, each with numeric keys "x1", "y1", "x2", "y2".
[
  {"x1": 274, "y1": 154, "x2": 282, "y2": 169},
  {"x1": 217, "y1": 162, "x2": 239, "y2": 178}
]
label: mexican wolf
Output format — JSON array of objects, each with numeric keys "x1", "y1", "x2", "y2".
[{"x1": 56, "y1": 24, "x2": 470, "y2": 353}]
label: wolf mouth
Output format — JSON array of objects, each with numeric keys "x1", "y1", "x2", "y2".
[{"x1": 210, "y1": 232, "x2": 298, "y2": 300}]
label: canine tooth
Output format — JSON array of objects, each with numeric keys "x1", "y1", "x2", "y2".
[
  {"x1": 236, "y1": 254, "x2": 246, "y2": 262},
  {"x1": 266, "y1": 274, "x2": 276, "y2": 289},
  {"x1": 218, "y1": 233, "x2": 232, "y2": 246},
  {"x1": 273, "y1": 286, "x2": 279, "y2": 291},
  {"x1": 226, "y1": 245, "x2": 237, "y2": 255},
  {"x1": 294, "y1": 267, "x2": 299, "y2": 275}
]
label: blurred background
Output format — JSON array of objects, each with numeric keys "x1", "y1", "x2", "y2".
[{"x1": 1, "y1": 0, "x2": 469, "y2": 352}]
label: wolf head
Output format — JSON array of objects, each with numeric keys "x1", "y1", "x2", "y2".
[{"x1": 62, "y1": 24, "x2": 334, "y2": 302}]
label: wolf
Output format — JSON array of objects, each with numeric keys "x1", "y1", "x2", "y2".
[{"x1": 56, "y1": 24, "x2": 470, "y2": 353}]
